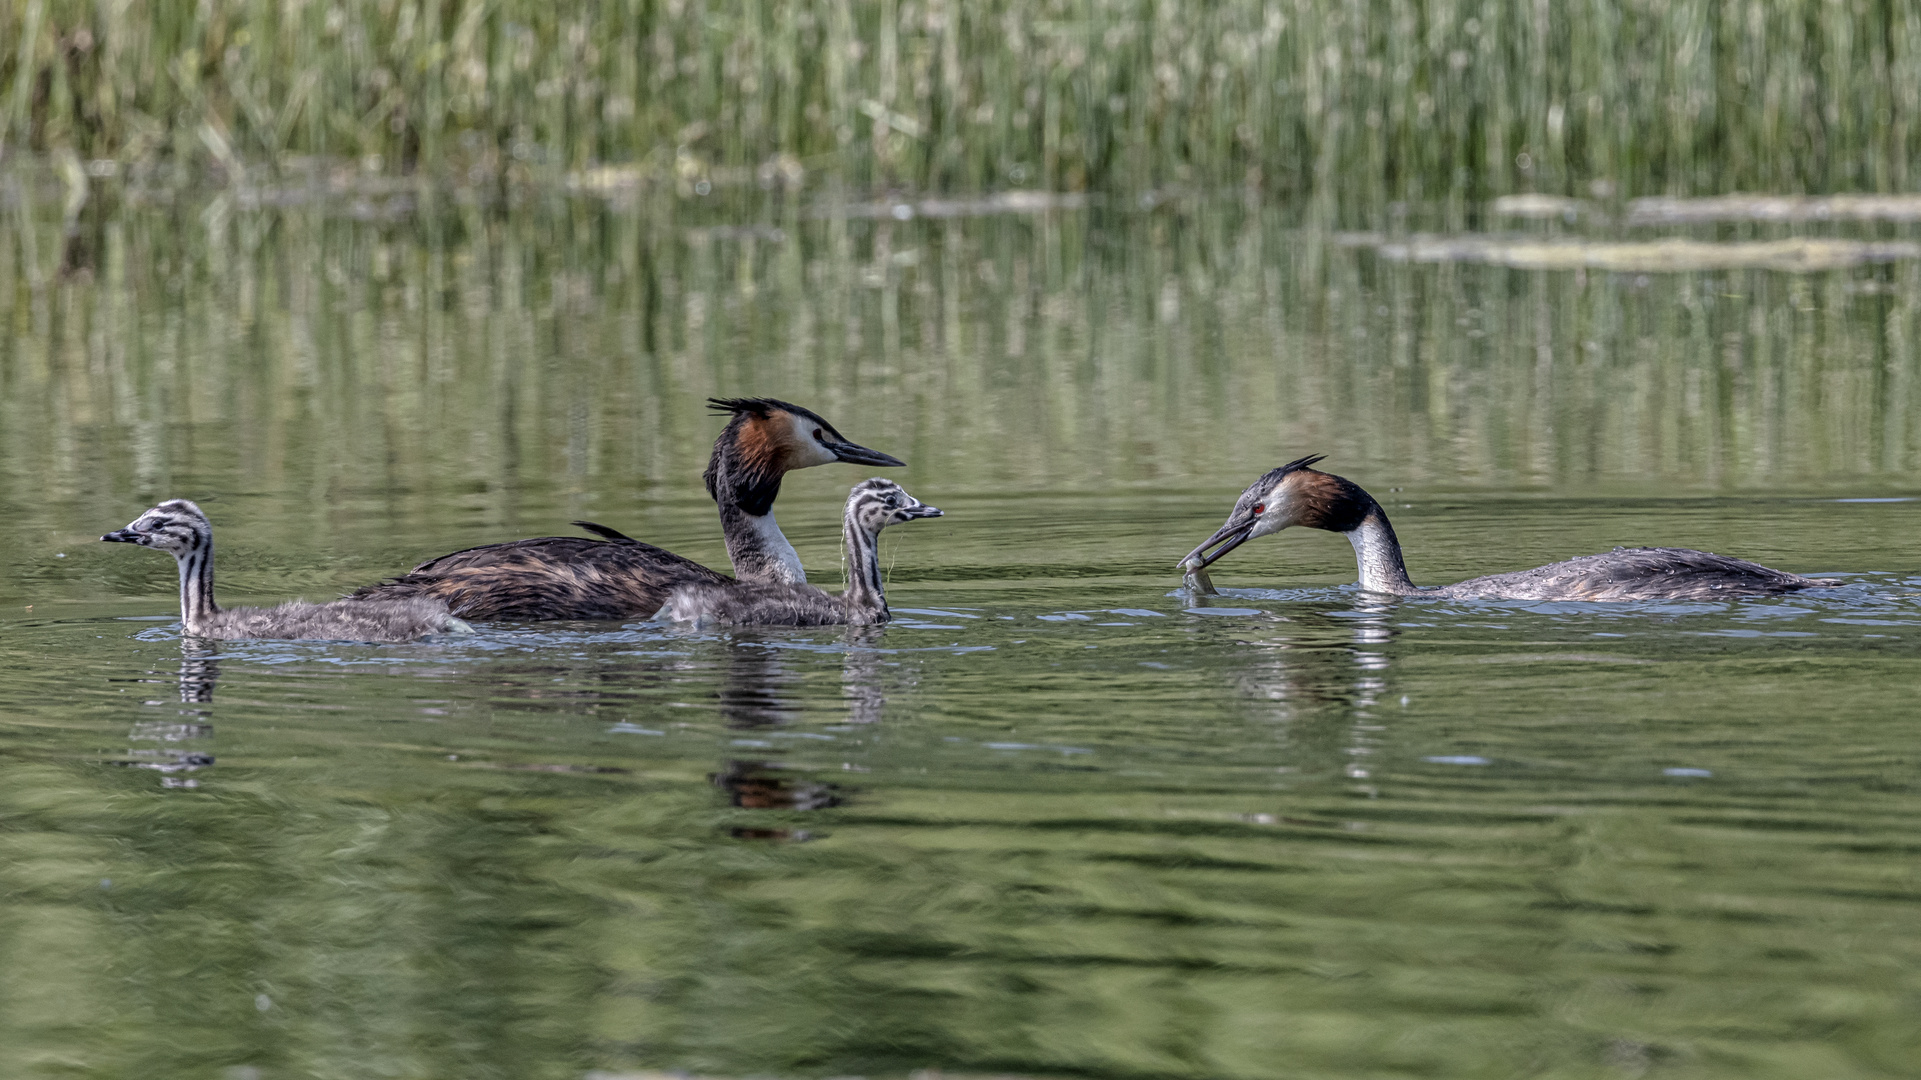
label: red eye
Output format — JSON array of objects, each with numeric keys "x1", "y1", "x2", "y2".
[
  {"x1": 1253, "y1": 504, "x2": 1266, "y2": 514},
  {"x1": 813, "y1": 428, "x2": 825, "y2": 441}
]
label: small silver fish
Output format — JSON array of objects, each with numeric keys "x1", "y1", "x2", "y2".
[{"x1": 1181, "y1": 556, "x2": 1218, "y2": 595}]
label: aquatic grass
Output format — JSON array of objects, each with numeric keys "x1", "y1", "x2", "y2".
[{"x1": 2, "y1": 0, "x2": 1919, "y2": 207}]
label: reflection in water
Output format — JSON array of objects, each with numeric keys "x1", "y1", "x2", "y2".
[
  {"x1": 1226, "y1": 599, "x2": 1398, "y2": 708},
  {"x1": 715, "y1": 638, "x2": 803, "y2": 728},
  {"x1": 842, "y1": 626, "x2": 916, "y2": 726},
  {"x1": 177, "y1": 641, "x2": 220, "y2": 705},
  {"x1": 8, "y1": 198, "x2": 1920, "y2": 549},
  {"x1": 708, "y1": 636, "x2": 869, "y2": 839},
  {"x1": 1221, "y1": 597, "x2": 1401, "y2": 792},
  {"x1": 1343, "y1": 597, "x2": 1399, "y2": 795},
  {"x1": 711, "y1": 760, "x2": 844, "y2": 811},
  {"x1": 123, "y1": 643, "x2": 221, "y2": 786}
]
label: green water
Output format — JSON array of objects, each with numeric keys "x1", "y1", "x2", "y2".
[{"x1": 3, "y1": 192, "x2": 1921, "y2": 1079}]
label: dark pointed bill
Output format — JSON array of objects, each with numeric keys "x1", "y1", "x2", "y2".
[
  {"x1": 829, "y1": 440, "x2": 907, "y2": 468},
  {"x1": 902, "y1": 505, "x2": 943, "y2": 519},
  {"x1": 1179, "y1": 513, "x2": 1257, "y2": 570},
  {"x1": 102, "y1": 528, "x2": 140, "y2": 544}
]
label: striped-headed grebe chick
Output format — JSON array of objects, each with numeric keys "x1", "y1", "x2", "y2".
[
  {"x1": 653, "y1": 479, "x2": 942, "y2": 627},
  {"x1": 348, "y1": 398, "x2": 905, "y2": 620},
  {"x1": 1181, "y1": 455, "x2": 1843, "y2": 602},
  {"x1": 103, "y1": 500, "x2": 470, "y2": 642}
]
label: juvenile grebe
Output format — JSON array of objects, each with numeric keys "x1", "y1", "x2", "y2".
[
  {"x1": 103, "y1": 500, "x2": 469, "y2": 641},
  {"x1": 1181, "y1": 456, "x2": 1842, "y2": 601},
  {"x1": 653, "y1": 479, "x2": 942, "y2": 626},
  {"x1": 349, "y1": 398, "x2": 904, "y2": 620}
]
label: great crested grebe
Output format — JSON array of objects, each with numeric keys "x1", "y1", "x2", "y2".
[
  {"x1": 1181, "y1": 455, "x2": 1843, "y2": 601},
  {"x1": 348, "y1": 398, "x2": 904, "y2": 620},
  {"x1": 653, "y1": 478, "x2": 941, "y2": 626},
  {"x1": 104, "y1": 500, "x2": 469, "y2": 642}
]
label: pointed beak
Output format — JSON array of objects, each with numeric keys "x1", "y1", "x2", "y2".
[
  {"x1": 1179, "y1": 514, "x2": 1257, "y2": 571},
  {"x1": 902, "y1": 504, "x2": 943, "y2": 520},
  {"x1": 102, "y1": 528, "x2": 140, "y2": 544},
  {"x1": 827, "y1": 440, "x2": 906, "y2": 468}
]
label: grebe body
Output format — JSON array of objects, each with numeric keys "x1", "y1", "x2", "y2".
[
  {"x1": 350, "y1": 399, "x2": 903, "y2": 620},
  {"x1": 104, "y1": 500, "x2": 467, "y2": 642},
  {"x1": 1183, "y1": 456, "x2": 1842, "y2": 602},
  {"x1": 653, "y1": 479, "x2": 942, "y2": 626}
]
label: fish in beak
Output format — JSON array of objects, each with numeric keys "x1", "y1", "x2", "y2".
[{"x1": 1179, "y1": 508, "x2": 1260, "y2": 572}]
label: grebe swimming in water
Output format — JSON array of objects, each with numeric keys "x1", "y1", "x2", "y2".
[
  {"x1": 1181, "y1": 455, "x2": 1842, "y2": 601},
  {"x1": 104, "y1": 500, "x2": 468, "y2": 641},
  {"x1": 349, "y1": 398, "x2": 904, "y2": 620},
  {"x1": 653, "y1": 479, "x2": 942, "y2": 626}
]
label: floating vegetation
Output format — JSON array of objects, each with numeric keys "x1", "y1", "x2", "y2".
[
  {"x1": 1626, "y1": 194, "x2": 1921, "y2": 225},
  {"x1": 1493, "y1": 194, "x2": 1921, "y2": 226},
  {"x1": 1, "y1": 0, "x2": 1917, "y2": 204},
  {"x1": 1354, "y1": 234, "x2": 1921, "y2": 273}
]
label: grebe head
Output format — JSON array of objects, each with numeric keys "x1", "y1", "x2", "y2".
[
  {"x1": 1180, "y1": 454, "x2": 1374, "y2": 570},
  {"x1": 102, "y1": 499, "x2": 212, "y2": 555},
  {"x1": 846, "y1": 478, "x2": 943, "y2": 532},
  {"x1": 704, "y1": 398, "x2": 905, "y2": 516},
  {"x1": 709, "y1": 397, "x2": 903, "y2": 469}
]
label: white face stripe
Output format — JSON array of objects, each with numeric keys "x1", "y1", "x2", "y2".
[
  {"x1": 783, "y1": 410, "x2": 839, "y2": 468},
  {"x1": 1250, "y1": 481, "x2": 1296, "y2": 538}
]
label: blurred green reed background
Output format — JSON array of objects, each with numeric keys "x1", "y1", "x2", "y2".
[{"x1": 3, "y1": 0, "x2": 1918, "y2": 204}]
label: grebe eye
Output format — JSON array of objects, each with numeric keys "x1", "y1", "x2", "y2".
[
  {"x1": 1253, "y1": 504, "x2": 1266, "y2": 515},
  {"x1": 813, "y1": 427, "x2": 826, "y2": 442}
]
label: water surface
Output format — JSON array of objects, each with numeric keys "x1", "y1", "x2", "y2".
[{"x1": 2, "y1": 192, "x2": 1919, "y2": 1079}]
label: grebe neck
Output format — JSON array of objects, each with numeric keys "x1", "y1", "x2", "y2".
[
  {"x1": 1343, "y1": 501, "x2": 1417, "y2": 595},
  {"x1": 719, "y1": 501, "x2": 807, "y2": 585},
  {"x1": 175, "y1": 533, "x2": 221, "y2": 630},
  {"x1": 840, "y1": 514, "x2": 889, "y2": 624}
]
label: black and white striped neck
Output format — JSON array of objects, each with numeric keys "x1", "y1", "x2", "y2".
[
  {"x1": 171, "y1": 526, "x2": 222, "y2": 630},
  {"x1": 840, "y1": 511, "x2": 890, "y2": 624}
]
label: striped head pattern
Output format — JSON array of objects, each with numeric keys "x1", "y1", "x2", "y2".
[
  {"x1": 102, "y1": 499, "x2": 213, "y2": 554},
  {"x1": 840, "y1": 478, "x2": 942, "y2": 621},
  {"x1": 845, "y1": 478, "x2": 942, "y2": 534}
]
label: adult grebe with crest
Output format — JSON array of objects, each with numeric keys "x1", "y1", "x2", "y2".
[
  {"x1": 1181, "y1": 456, "x2": 1842, "y2": 601},
  {"x1": 350, "y1": 398, "x2": 904, "y2": 620}
]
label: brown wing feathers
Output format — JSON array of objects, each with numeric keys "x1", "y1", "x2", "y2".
[{"x1": 352, "y1": 540, "x2": 730, "y2": 620}]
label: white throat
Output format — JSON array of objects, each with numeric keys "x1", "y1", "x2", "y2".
[
  {"x1": 748, "y1": 510, "x2": 807, "y2": 584},
  {"x1": 1345, "y1": 515, "x2": 1415, "y2": 594}
]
